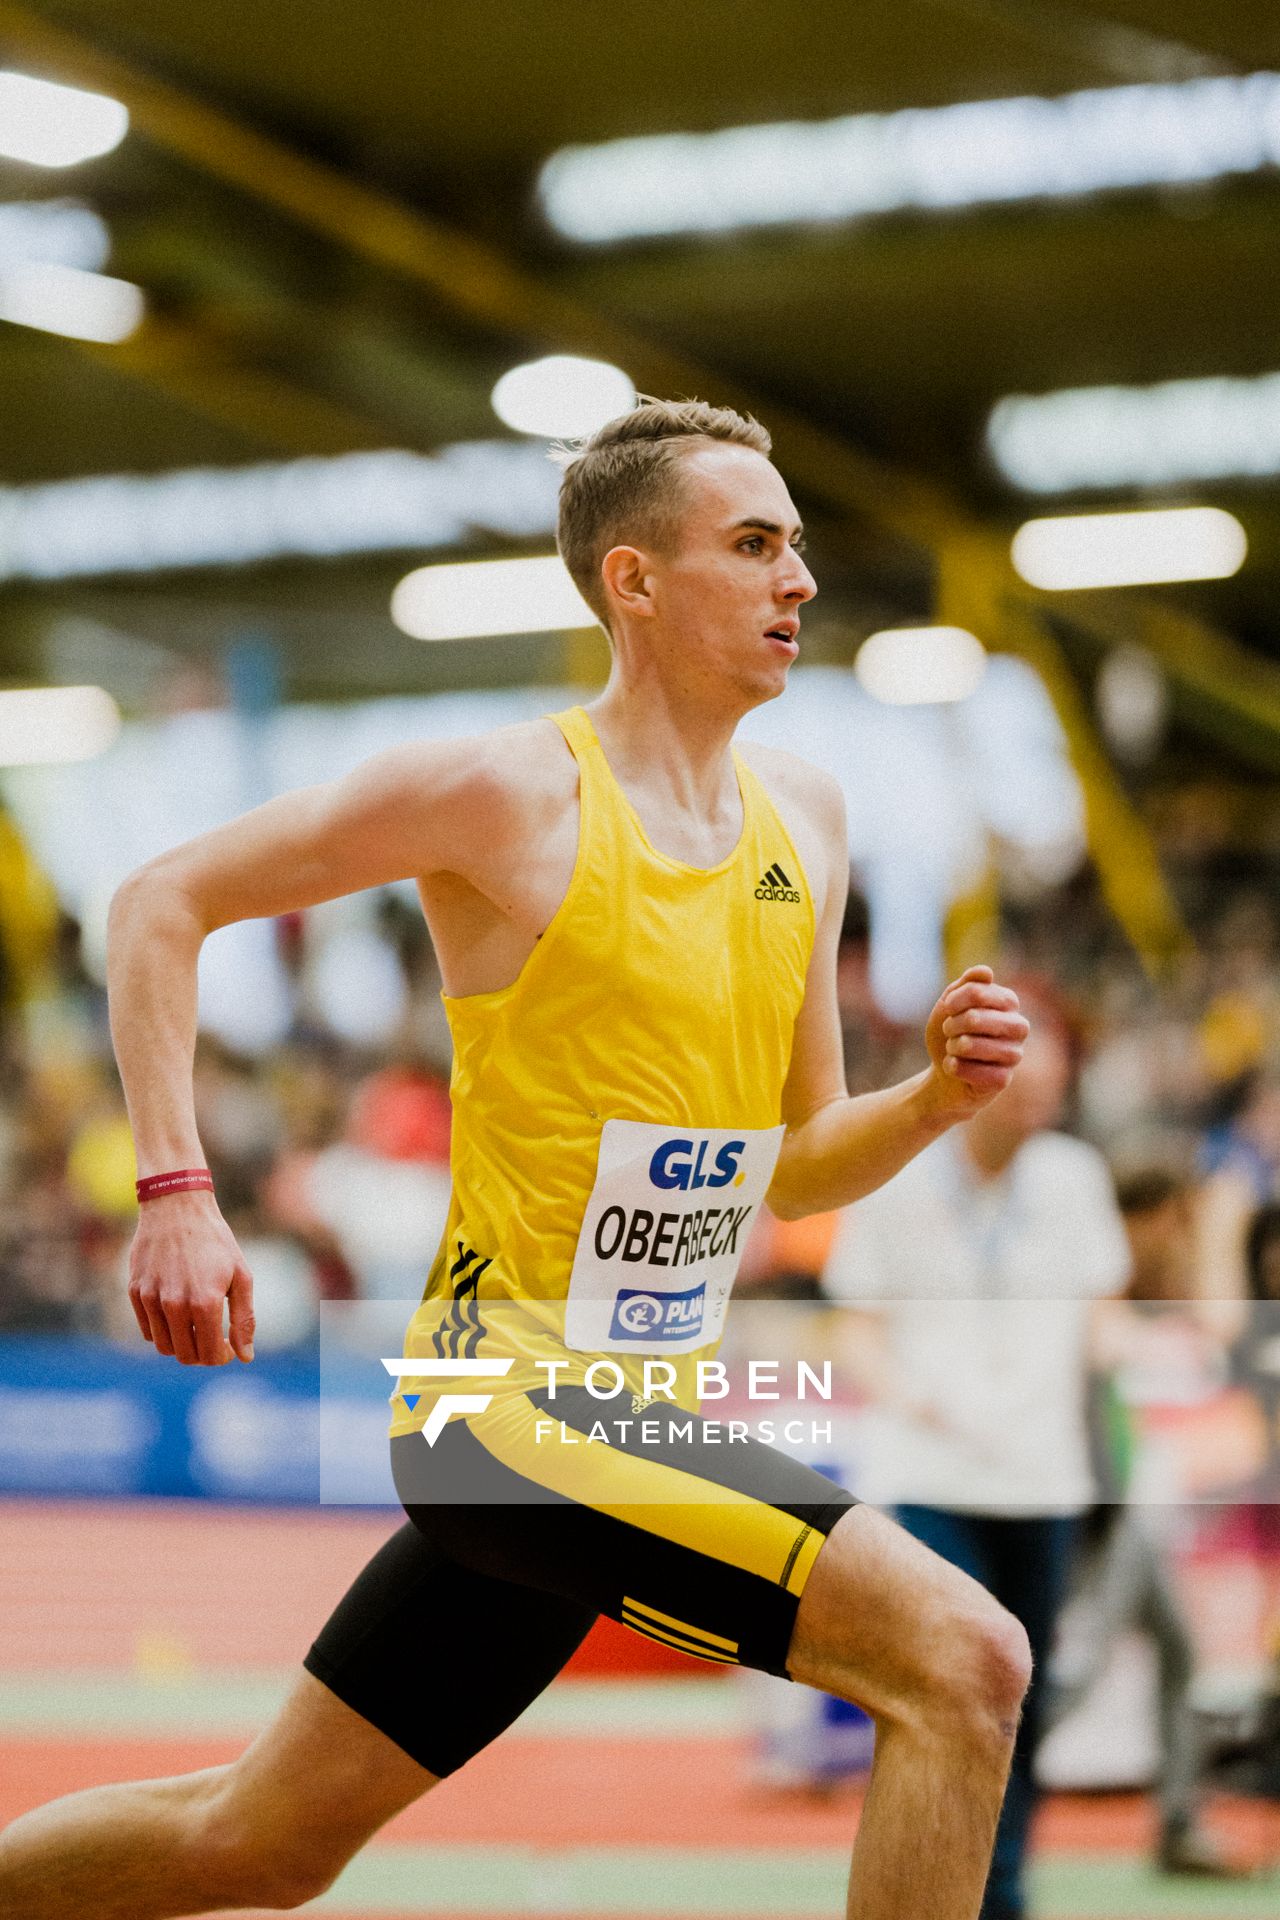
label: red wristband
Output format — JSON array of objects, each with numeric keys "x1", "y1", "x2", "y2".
[{"x1": 136, "y1": 1168, "x2": 214, "y2": 1203}]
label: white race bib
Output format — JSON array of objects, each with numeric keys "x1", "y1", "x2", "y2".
[{"x1": 564, "y1": 1119, "x2": 785, "y2": 1353}]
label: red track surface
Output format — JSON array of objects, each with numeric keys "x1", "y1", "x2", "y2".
[
  {"x1": 0, "y1": 1498, "x2": 684, "y2": 1674},
  {"x1": 6, "y1": 1733, "x2": 1279, "y2": 1859}
]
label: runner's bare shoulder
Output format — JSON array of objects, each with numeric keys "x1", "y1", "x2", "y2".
[
  {"x1": 737, "y1": 741, "x2": 841, "y2": 815},
  {"x1": 735, "y1": 742, "x2": 844, "y2": 898},
  {"x1": 402, "y1": 714, "x2": 579, "y2": 888},
  {"x1": 464, "y1": 714, "x2": 579, "y2": 820}
]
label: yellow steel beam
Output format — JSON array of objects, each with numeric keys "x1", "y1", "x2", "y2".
[
  {"x1": 1004, "y1": 604, "x2": 1194, "y2": 979},
  {"x1": 938, "y1": 534, "x2": 1194, "y2": 977}
]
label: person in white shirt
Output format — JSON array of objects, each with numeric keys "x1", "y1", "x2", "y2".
[{"x1": 824, "y1": 987, "x2": 1130, "y2": 1920}]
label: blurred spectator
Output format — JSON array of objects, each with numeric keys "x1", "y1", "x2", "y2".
[
  {"x1": 220, "y1": 1197, "x2": 325, "y2": 1352},
  {"x1": 194, "y1": 1037, "x2": 285, "y2": 1200},
  {"x1": 1198, "y1": 1074, "x2": 1280, "y2": 1304},
  {"x1": 1047, "y1": 1158, "x2": 1249, "y2": 1877},
  {"x1": 0, "y1": 807, "x2": 57, "y2": 1011},
  {"x1": 1242, "y1": 1204, "x2": 1280, "y2": 1471},
  {"x1": 823, "y1": 988, "x2": 1131, "y2": 1920},
  {"x1": 265, "y1": 1053, "x2": 451, "y2": 1302},
  {"x1": 1229, "y1": 1203, "x2": 1280, "y2": 1794},
  {"x1": 0, "y1": 1067, "x2": 103, "y2": 1335}
]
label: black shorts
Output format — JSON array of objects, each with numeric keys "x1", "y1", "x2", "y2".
[{"x1": 304, "y1": 1385, "x2": 857, "y2": 1777}]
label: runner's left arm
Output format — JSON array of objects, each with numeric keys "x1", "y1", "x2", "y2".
[{"x1": 766, "y1": 780, "x2": 1028, "y2": 1220}]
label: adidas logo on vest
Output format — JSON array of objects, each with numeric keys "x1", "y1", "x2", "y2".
[{"x1": 755, "y1": 862, "x2": 800, "y2": 903}]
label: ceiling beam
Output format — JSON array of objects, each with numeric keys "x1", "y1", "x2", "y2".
[{"x1": 72, "y1": 310, "x2": 393, "y2": 456}]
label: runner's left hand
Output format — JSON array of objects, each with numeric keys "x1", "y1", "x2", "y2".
[{"x1": 923, "y1": 965, "x2": 1029, "y2": 1114}]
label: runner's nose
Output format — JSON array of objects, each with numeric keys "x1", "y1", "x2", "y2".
[{"x1": 779, "y1": 553, "x2": 816, "y2": 603}]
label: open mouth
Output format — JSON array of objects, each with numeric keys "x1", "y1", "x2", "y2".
[{"x1": 765, "y1": 625, "x2": 799, "y2": 649}]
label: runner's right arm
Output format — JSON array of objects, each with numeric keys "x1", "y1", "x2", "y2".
[{"x1": 107, "y1": 738, "x2": 509, "y2": 1367}]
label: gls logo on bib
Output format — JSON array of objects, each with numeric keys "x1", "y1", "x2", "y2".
[
  {"x1": 649, "y1": 1137, "x2": 744, "y2": 1191},
  {"x1": 565, "y1": 1119, "x2": 785, "y2": 1354}
]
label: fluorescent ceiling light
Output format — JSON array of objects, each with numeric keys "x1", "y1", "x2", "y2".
[
  {"x1": 539, "y1": 72, "x2": 1280, "y2": 242},
  {"x1": 0, "y1": 261, "x2": 142, "y2": 342},
  {"x1": 989, "y1": 371, "x2": 1280, "y2": 493},
  {"x1": 1012, "y1": 507, "x2": 1246, "y2": 590},
  {"x1": 855, "y1": 626, "x2": 987, "y2": 705},
  {"x1": 0, "y1": 71, "x2": 128, "y2": 169},
  {"x1": 491, "y1": 354, "x2": 635, "y2": 437},
  {"x1": 391, "y1": 555, "x2": 596, "y2": 640},
  {"x1": 0, "y1": 442, "x2": 560, "y2": 582},
  {"x1": 0, "y1": 199, "x2": 110, "y2": 271},
  {"x1": 0, "y1": 685, "x2": 120, "y2": 766}
]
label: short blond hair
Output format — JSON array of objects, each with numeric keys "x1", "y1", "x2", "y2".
[{"x1": 556, "y1": 398, "x2": 771, "y2": 631}]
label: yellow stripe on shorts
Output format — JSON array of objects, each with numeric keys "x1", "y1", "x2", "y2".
[{"x1": 470, "y1": 1396, "x2": 822, "y2": 1594}]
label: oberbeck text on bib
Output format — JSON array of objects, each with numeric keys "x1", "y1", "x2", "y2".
[{"x1": 564, "y1": 1118, "x2": 786, "y2": 1353}]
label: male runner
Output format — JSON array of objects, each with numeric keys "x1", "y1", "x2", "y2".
[{"x1": 0, "y1": 400, "x2": 1032, "y2": 1920}]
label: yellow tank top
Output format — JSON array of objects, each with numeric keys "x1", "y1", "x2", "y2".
[{"x1": 389, "y1": 706, "x2": 815, "y2": 1437}]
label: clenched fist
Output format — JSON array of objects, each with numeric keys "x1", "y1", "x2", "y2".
[{"x1": 924, "y1": 965, "x2": 1029, "y2": 1115}]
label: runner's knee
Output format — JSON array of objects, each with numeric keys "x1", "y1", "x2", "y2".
[
  {"x1": 891, "y1": 1576, "x2": 1030, "y2": 1739},
  {"x1": 933, "y1": 1599, "x2": 1033, "y2": 1744},
  {"x1": 792, "y1": 1511, "x2": 1032, "y2": 1745},
  {"x1": 823, "y1": 1584, "x2": 1030, "y2": 1746}
]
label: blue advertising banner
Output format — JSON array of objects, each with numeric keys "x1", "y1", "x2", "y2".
[{"x1": 0, "y1": 1335, "x2": 388, "y2": 1504}]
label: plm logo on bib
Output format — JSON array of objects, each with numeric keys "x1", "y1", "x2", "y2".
[{"x1": 564, "y1": 1119, "x2": 785, "y2": 1353}]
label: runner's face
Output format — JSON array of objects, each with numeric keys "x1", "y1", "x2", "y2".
[{"x1": 649, "y1": 445, "x2": 815, "y2": 701}]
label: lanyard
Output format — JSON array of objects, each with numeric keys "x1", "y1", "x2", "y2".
[{"x1": 934, "y1": 1131, "x2": 1028, "y2": 1297}]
